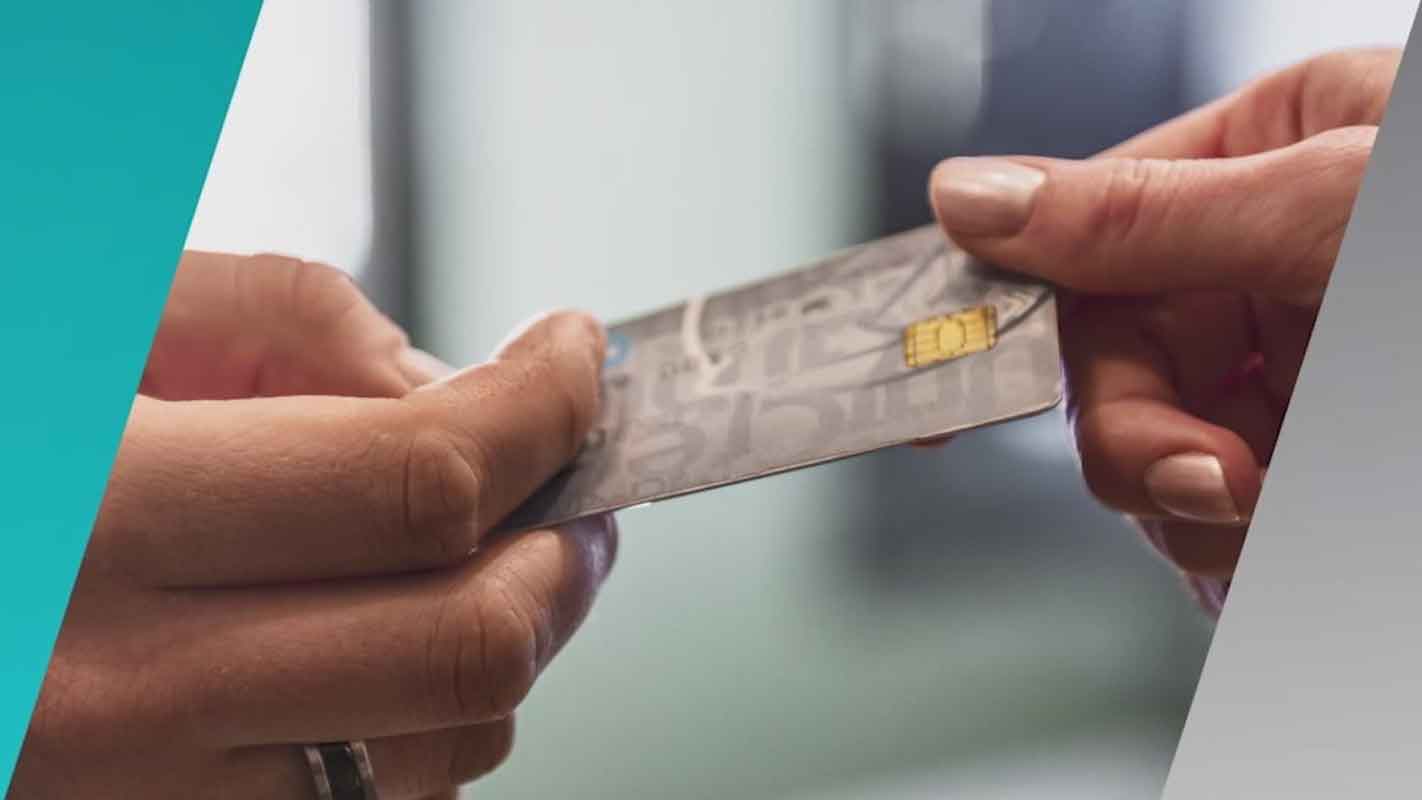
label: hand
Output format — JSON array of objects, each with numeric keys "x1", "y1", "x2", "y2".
[
  {"x1": 13, "y1": 253, "x2": 616, "y2": 799},
  {"x1": 927, "y1": 47, "x2": 1399, "y2": 613}
]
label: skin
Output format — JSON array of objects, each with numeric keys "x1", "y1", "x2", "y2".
[
  {"x1": 927, "y1": 47, "x2": 1401, "y2": 611},
  {"x1": 11, "y1": 43, "x2": 1399, "y2": 798},
  {"x1": 12, "y1": 253, "x2": 617, "y2": 799}
]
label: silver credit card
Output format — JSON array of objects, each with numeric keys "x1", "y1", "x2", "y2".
[{"x1": 498, "y1": 225, "x2": 1063, "y2": 533}]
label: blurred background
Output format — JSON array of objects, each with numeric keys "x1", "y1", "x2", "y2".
[{"x1": 185, "y1": 2, "x2": 1418, "y2": 797}]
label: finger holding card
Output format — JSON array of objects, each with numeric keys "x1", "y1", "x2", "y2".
[{"x1": 501, "y1": 225, "x2": 1064, "y2": 533}]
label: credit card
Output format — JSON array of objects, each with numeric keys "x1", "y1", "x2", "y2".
[{"x1": 497, "y1": 224, "x2": 1063, "y2": 533}]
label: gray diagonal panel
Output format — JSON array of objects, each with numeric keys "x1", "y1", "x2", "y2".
[{"x1": 1162, "y1": 11, "x2": 1422, "y2": 800}]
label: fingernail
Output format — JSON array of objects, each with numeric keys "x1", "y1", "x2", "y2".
[
  {"x1": 1144, "y1": 453, "x2": 1245, "y2": 524},
  {"x1": 549, "y1": 310, "x2": 607, "y2": 356},
  {"x1": 931, "y1": 157, "x2": 1045, "y2": 237},
  {"x1": 564, "y1": 513, "x2": 619, "y2": 580},
  {"x1": 571, "y1": 318, "x2": 609, "y2": 380}
]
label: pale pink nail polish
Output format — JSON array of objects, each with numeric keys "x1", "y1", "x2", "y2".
[
  {"x1": 931, "y1": 157, "x2": 1046, "y2": 237},
  {"x1": 1144, "y1": 453, "x2": 1246, "y2": 524}
]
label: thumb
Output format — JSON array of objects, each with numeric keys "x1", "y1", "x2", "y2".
[{"x1": 930, "y1": 126, "x2": 1376, "y2": 307}]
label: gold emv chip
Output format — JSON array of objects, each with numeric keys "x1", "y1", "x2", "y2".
[{"x1": 903, "y1": 306, "x2": 999, "y2": 368}]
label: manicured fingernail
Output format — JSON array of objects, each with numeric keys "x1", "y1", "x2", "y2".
[
  {"x1": 1144, "y1": 453, "x2": 1245, "y2": 524},
  {"x1": 931, "y1": 157, "x2": 1045, "y2": 237}
]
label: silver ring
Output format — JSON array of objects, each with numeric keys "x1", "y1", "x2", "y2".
[{"x1": 304, "y1": 741, "x2": 379, "y2": 800}]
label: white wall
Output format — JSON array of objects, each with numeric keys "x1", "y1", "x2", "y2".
[
  {"x1": 407, "y1": 1, "x2": 875, "y2": 364},
  {"x1": 1186, "y1": 0, "x2": 1418, "y2": 100},
  {"x1": 184, "y1": 1, "x2": 372, "y2": 274}
]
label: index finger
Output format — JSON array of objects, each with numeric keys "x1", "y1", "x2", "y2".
[
  {"x1": 95, "y1": 310, "x2": 607, "y2": 588},
  {"x1": 1103, "y1": 46, "x2": 1399, "y2": 160},
  {"x1": 145, "y1": 252, "x2": 427, "y2": 401}
]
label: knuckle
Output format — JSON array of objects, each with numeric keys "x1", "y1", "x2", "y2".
[
  {"x1": 1092, "y1": 160, "x2": 1170, "y2": 247},
  {"x1": 397, "y1": 426, "x2": 485, "y2": 566},
  {"x1": 467, "y1": 591, "x2": 542, "y2": 719},
  {"x1": 428, "y1": 570, "x2": 549, "y2": 723},
  {"x1": 1079, "y1": 159, "x2": 1183, "y2": 289}
]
